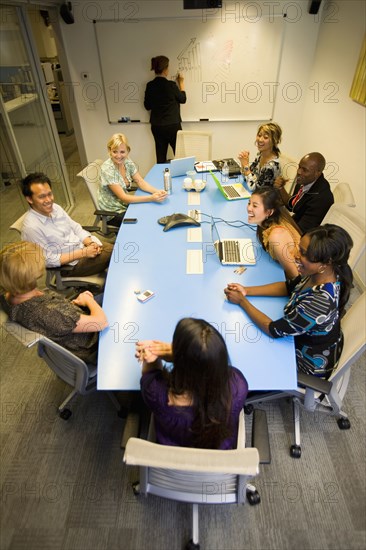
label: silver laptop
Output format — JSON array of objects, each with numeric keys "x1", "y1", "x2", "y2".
[
  {"x1": 210, "y1": 170, "x2": 251, "y2": 201},
  {"x1": 170, "y1": 156, "x2": 196, "y2": 177},
  {"x1": 211, "y1": 218, "x2": 256, "y2": 265}
]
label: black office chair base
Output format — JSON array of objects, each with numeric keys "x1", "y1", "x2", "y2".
[
  {"x1": 59, "y1": 408, "x2": 72, "y2": 420},
  {"x1": 186, "y1": 539, "x2": 200, "y2": 550},
  {"x1": 290, "y1": 444, "x2": 302, "y2": 458},
  {"x1": 337, "y1": 417, "x2": 351, "y2": 430}
]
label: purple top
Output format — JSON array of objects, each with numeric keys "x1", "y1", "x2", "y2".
[{"x1": 140, "y1": 367, "x2": 248, "y2": 449}]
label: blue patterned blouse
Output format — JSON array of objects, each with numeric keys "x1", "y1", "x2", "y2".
[{"x1": 269, "y1": 276, "x2": 343, "y2": 377}]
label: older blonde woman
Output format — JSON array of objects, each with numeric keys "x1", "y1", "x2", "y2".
[
  {"x1": 98, "y1": 133, "x2": 167, "y2": 226},
  {"x1": 0, "y1": 241, "x2": 107, "y2": 363}
]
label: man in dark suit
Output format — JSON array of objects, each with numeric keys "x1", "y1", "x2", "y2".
[{"x1": 276, "y1": 152, "x2": 334, "y2": 234}]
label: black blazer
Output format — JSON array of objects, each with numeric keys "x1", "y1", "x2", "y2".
[
  {"x1": 144, "y1": 76, "x2": 186, "y2": 126},
  {"x1": 288, "y1": 174, "x2": 334, "y2": 234}
]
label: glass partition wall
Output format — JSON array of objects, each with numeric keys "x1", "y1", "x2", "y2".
[{"x1": 0, "y1": 3, "x2": 72, "y2": 244}]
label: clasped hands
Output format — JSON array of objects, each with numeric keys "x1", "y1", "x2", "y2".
[
  {"x1": 84, "y1": 241, "x2": 102, "y2": 258},
  {"x1": 135, "y1": 340, "x2": 172, "y2": 364},
  {"x1": 152, "y1": 190, "x2": 168, "y2": 203},
  {"x1": 224, "y1": 283, "x2": 247, "y2": 304},
  {"x1": 71, "y1": 290, "x2": 95, "y2": 307}
]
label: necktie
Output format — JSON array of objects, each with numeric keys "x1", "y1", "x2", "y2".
[{"x1": 291, "y1": 186, "x2": 304, "y2": 208}]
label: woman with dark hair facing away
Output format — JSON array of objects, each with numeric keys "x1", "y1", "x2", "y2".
[
  {"x1": 144, "y1": 55, "x2": 187, "y2": 163},
  {"x1": 238, "y1": 122, "x2": 283, "y2": 190},
  {"x1": 0, "y1": 241, "x2": 107, "y2": 364},
  {"x1": 225, "y1": 224, "x2": 353, "y2": 379},
  {"x1": 247, "y1": 186, "x2": 301, "y2": 280},
  {"x1": 135, "y1": 318, "x2": 248, "y2": 449}
]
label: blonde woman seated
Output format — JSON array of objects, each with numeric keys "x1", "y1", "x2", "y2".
[
  {"x1": 0, "y1": 242, "x2": 107, "y2": 364},
  {"x1": 247, "y1": 186, "x2": 301, "y2": 280},
  {"x1": 98, "y1": 133, "x2": 167, "y2": 226}
]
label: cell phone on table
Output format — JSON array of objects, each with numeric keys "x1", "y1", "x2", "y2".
[
  {"x1": 136, "y1": 290, "x2": 155, "y2": 303},
  {"x1": 123, "y1": 218, "x2": 138, "y2": 224}
]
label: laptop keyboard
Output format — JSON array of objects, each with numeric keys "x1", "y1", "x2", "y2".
[
  {"x1": 224, "y1": 185, "x2": 241, "y2": 198},
  {"x1": 223, "y1": 240, "x2": 241, "y2": 263}
]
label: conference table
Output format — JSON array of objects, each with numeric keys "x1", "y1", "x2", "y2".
[{"x1": 98, "y1": 164, "x2": 297, "y2": 392}]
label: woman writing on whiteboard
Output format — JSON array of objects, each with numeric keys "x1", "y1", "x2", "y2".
[
  {"x1": 144, "y1": 55, "x2": 187, "y2": 163},
  {"x1": 98, "y1": 133, "x2": 167, "y2": 227},
  {"x1": 238, "y1": 122, "x2": 283, "y2": 190}
]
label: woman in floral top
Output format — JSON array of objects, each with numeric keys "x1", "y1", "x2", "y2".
[
  {"x1": 224, "y1": 224, "x2": 353, "y2": 378},
  {"x1": 238, "y1": 122, "x2": 282, "y2": 190}
]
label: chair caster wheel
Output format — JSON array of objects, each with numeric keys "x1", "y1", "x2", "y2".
[
  {"x1": 132, "y1": 481, "x2": 140, "y2": 496},
  {"x1": 118, "y1": 406, "x2": 129, "y2": 419},
  {"x1": 244, "y1": 404, "x2": 254, "y2": 415},
  {"x1": 59, "y1": 408, "x2": 72, "y2": 420},
  {"x1": 290, "y1": 444, "x2": 301, "y2": 458},
  {"x1": 185, "y1": 539, "x2": 200, "y2": 550},
  {"x1": 337, "y1": 417, "x2": 351, "y2": 430},
  {"x1": 246, "y1": 489, "x2": 261, "y2": 505}
]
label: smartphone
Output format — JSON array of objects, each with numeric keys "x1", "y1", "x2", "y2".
[
  {"x1": 136, "y1": 290, "x2": 155, "y2": 303},
  {"x1": 123, "y1": 218, "x2": 138, "y2": 224}
]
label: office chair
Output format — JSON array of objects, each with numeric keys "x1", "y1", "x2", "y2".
[
  {"x1": 124, "y1": 410, "x2": 260, "y2": 550},
  {"x1": 246, "y1": 291, "x2": 366, "y2": 458},
  {"x1": 175, "y1": 130, "x2": 212, "y2": 161},
  {"x1": 0, "y1": 302, "x2": 123, "y2": 420},
  {"x1": 322, "y1": 203, "x2": 366, "y2": 270},
  {"x1": 278, "y1": 153, "x2": 298, "y2": 194},
  {"x1": 77, "y1": 159, "x2": 119, "y2": 236},
  {"x1": 10, "y1": 213, "x2": 106, "y2": 292},
  {"x1": 332, "y1": 182, "x2": 356, "y2": 207}
]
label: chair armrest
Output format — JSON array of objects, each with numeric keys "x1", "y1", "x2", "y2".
[
  {"x1": 297, "y1": 371, "x2": 332, "y2": 394},
  {"x1": 82, "y1": 225, "x2": 102, "y2": 233},
  {"x1": 251, "y1": 409, "x2": 271, "y2": 464},
  {"x1": 93, "y1": 209, "x2": 117, "y2": 217},
  {"x1": 46, "y1": 265, "x2": 73, "y2": 273}
]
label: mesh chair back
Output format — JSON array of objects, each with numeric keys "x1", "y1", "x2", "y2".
[
  {"x1": 175, "y1": 131, "x2": 212, "y2": 160},
  {"x1": 332, "y1": 182, "x2": 356, "y2": 207},
  {"x1": 77, "y1": 159, "x2": 104, "y2": 210},
  {"x1": 322, "y1": 204, "x2": 366, "y2": 269},
  {"x1": 37, "y1": 336, "x2": 97, "y2": 393}
]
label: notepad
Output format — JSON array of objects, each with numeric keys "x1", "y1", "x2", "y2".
[
  {"x1": 187, "y1": 227, "x2": 202, "y2": 242},
  {"x1": 186, "y1": 249, "x2": 204, "y2": 274}
]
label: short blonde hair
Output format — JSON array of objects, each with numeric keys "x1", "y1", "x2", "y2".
[
  {"x1": 256, "y1": 122, "x2": 282, "y2": 155},
  {"x1": 107, "y1": 133, "x2": 131, "y2": 153},
  {"x1": 0, "y1": 242, "x2": 45, "y2": 295}
]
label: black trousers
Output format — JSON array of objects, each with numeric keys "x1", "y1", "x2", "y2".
[{"x1": 151, "y1": 123, "x2": 182, "y2": 163}]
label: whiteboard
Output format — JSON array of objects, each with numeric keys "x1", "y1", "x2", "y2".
[{"x1": 94, "y1": 17, "x2": 284, "y2": 123}]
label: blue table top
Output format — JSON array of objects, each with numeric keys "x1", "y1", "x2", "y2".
[{"x1": 98, "y1": 164, "x2": 297, "y2": 391}]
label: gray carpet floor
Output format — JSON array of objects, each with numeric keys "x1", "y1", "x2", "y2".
[
  {"x1": 0, "y1": 143, "x2": 365, "y2": 549},
  {"x1": 1, "y1": 315, "x2": 365, "y2": 550}
]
